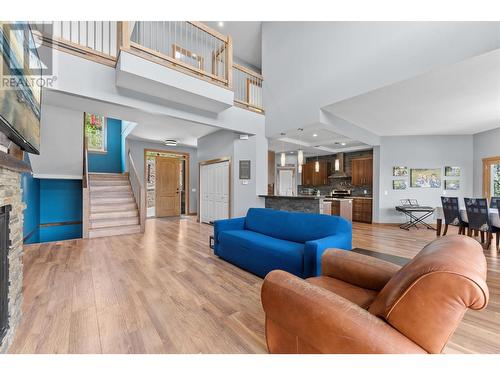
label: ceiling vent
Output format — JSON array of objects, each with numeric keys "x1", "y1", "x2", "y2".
[{"x1": 164, "y1": 139, "x2": 178, "y2": 147}]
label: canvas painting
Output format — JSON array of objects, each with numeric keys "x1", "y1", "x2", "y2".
[
  {"x1": 445, "y1": 166, "x2": 461, "y2": 177},
  {"x1": 393, "y1": 166, "x2": 408, "y2": 176},
  {"x1": 393, "y1": 180, "x2": 407, "y2": 190},
  {"x1": 410, "y1": 168, "x2": 441, "y2": 188},
  {"x1": 445, "y1": 180, "x2": 460, "y2": 190}
]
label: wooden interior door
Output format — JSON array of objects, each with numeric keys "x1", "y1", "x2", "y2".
[{"x1": 155, "y1": 156, "x2": 180, "y2": 217}]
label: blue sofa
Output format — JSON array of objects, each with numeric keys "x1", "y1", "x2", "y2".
[{"x1": 213, "y1": 208, "x2": 352, "y2": 278}]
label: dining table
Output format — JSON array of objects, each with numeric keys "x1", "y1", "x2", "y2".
[{"x1": 434, "y1": 206, "x2": 500, "y2": 236}]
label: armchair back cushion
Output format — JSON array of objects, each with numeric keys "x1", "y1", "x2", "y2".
[
  {"x1": 244, "y1": 208, "x2": 349, "y2": 243},
  {"x1": 369, "y1": 235, "x2": 488, "y2": 353}
]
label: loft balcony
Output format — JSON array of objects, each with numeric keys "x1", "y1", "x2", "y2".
[{"x1": 32, "y1": 21, "x2": 264, "y2": 114}]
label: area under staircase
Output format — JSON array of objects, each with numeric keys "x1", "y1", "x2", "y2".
[{"x1": 88, "y1": 173, "x2": 141, "y2": 238}]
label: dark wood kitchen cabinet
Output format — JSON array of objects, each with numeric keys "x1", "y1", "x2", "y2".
[
  {"x1": 301, "y1": 161, "x2": 329, "y2": 186},
  {"x1": 351, "y1": 157, "x2": 373, "y2": 186},
  {"x1": 352, "y1": 197, "x2": 372, "y2": 223}
]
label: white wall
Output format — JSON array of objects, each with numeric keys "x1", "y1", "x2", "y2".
[
  {"x1": 126, "y1": 139, "x2": 198, "y2": 214},
  {"x1": 262, "y1": 22, "x2": 500, "y2": 137},
  {"x1": 30, "y1": 104, "x2": 84, "y2": 179},
  {"x1": 197, "y1": 128, "x2": 266, "y2": 218},
  {"x1": 473, "y1": 126, "x2": 500, "y2": 196},
  {"x1": 377, "y1": 135, "x2": 474, "y2": 223}
]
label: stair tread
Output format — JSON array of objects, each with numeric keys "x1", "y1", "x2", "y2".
[
  {"x1": 90, "y1": 216, "x2": 140, "y2": 229},
  {"x1": 88, "y1": 224, "x2": 141, "y2": 238}
]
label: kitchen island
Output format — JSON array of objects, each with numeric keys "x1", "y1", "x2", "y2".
[{"x1": 258, "y1": 195, "x2": 326, "y2": 214}]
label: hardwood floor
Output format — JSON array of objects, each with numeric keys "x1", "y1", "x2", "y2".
[{"x1": 8, "y1": 218, "x2": 500, "y2": 354}]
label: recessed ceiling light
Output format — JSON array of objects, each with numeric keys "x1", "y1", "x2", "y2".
[
  {"x1": 218, "y1": 21, "x2": 224, "y2": 27},
  {"x1": 341, "y1": 142, "x2": 347, "y2": 146},
  {"x1": 312, "y1": 133, "x2": 318, "y2": 137}
]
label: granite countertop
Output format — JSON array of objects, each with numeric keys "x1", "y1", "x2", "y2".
[
  {"x1": 258, "y1": 194, "x2": 323, "y2": 200},
  {"x1": 323, "y1": 197, "x2": 353, "y2": 201},
  {"x1": 351, "y1": 196, "x2": 373, "y2": 199}
]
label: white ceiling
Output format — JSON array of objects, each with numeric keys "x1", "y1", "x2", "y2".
[
  {"x1": 43, "y1": 89, "x2": 218, "y2": 147},
  {"x1": 325, "y1": 48, "x2": 500, "y2": 136},
  {"x1": 268, "y1": 124, "x2": 371, "y2": 156},
  {"x1": 203, "y1": 21, "x2": 262, "y2": 69}
]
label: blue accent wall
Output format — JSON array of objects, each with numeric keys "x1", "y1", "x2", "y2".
[
  {"x1": 21, "y1": 154, "x2": 40, "y2": 244},
  {"x1": 39, "y1": 179, "x2": 82, "y2": 242},
  {"x1": 88, "y1": 117, "x2": 122, "y2": 173}
]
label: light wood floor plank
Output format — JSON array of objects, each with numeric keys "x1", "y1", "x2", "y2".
[{"x1": 8, "y1": 217, "x2": 500, "y2": 353}]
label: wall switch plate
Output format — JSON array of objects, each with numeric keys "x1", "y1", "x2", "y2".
[
  {"x1": 242, "y1": 180, "x2": 249, "y2": 185},
  {"x1": 192, "y1": 188, "x2": 196, "y2": 192},
  {"x1": 384, "y1": 190, "x2": 388, "y2": 195}
]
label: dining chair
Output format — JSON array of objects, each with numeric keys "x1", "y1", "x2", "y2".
[
  {"x1": 490, "y1": 197, "x2": 500, "y2": 209},
  {"x1": 464, "y1": 198, "x2": 500, "y2": 250},
  {"x1": 441, "y1": 196, "x2": 468, "y2": 235}
]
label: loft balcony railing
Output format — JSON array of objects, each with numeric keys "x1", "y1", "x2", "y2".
[
  {"x1": 30, "y1": 21, "x2": 263, "y2": 112},
  {"x1": 233, "y1": 64, "x2": 263, "y2": 113},
  {"x1": 31, "y1": 21, "x2": 118, "y2": 66},
  {"x1": 121, "y1": 21, "x2": 233, "y2": 89}
]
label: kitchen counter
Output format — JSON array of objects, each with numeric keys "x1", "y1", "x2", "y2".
[
  {"x1": 351, "y1": 196, "x2": 373, "y2": 200},
  {"x1": 259, "y1": 195, "x2": 326, "y2": 213},
  {"x1": 258, "y1": 194, "x2": 323, "y2": 200}
]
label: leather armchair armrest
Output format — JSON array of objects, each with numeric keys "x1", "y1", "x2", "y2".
[
  {"x1": 304, "y1": 232, "x2": 352, "y2": 277},
  {"x1": 321, "y1": 249, "x2": 401, "y2": 291},
  {"x1": 261, "y1": 270, "x2": 425, "y2": 354}
]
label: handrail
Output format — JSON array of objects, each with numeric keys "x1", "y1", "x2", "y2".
[
  {"x1": 121, "y1": 21, "x2": 233, "y2": 89},
  {"x1": 82, "y1": 137, "x2": 90, "y2": 238},
  {"x1": 233, "y1": 63, "x2": 264, "y2": 113},
  {"x1": 31, "y1": 22, "x2": 118, "y2": 67},
  {"x1": 128, "y1": 150, "x2": 146, "y2": 233}
]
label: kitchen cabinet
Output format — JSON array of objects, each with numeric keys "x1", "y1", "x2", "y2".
[
  {"x1": 352, "y1": 197, "x2": 372, "y2": 223},
  {"x1": 351, "y1": 157, "x2": 373, "y2": 186},
  {"x1": 301, "y1": 161, "x2": 329, "y2": 186}
]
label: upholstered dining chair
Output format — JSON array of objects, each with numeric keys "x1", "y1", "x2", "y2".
[
  {"x1": 441, "y1": 196, "x2": 468, "y2": 235},
  {"x1": 261, "y1": 235, "x2": 488, "y2": 354},
  {"x1": 490, "y1": 196, "x2": 500, "y2": 209},
  {"x1": 464, "y1": 198, "x2": 500, "y2": 250}
]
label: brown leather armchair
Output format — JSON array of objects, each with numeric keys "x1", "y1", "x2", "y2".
[{"x1": 261, "y1": 235, "x2": 489, "y2": 354}]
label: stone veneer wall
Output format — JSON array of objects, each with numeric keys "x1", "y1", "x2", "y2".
[
  {"x1": 0, "y1": 166, "x2": 24, "y2": 353},
  {"x1": 264, "y1": 197, "x2": 322, "y2": 214}
]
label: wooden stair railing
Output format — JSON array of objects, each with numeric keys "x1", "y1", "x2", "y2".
[
  {"x1": 82, "y1": 137, "x2": 90, "y2": 238},
  {"x1": 128, "y1": 150, "x2": 146, "y2": 233}
]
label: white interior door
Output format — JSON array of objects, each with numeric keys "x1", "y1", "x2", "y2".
[
  {"x1": 200, "y1": 161, "x2": 229, "y2": 223},
  {"x1": 278, "y1": 169, "x2": 294, "y2": 196}
]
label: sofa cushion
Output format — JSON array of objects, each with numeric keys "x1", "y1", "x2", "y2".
[
  {"x1": 244, "y1": 208, "x2": 348, "y2": 243},
  {"x1": 218, "y1": 229, "x2": 304, "y2": 278},
  {"x1": 306, "y1": 276, "x2": 378, "y2": 309}
]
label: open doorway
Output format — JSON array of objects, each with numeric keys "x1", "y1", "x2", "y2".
[{"x1": 144, "y1": 149, "x2": 190, "y2": 217}]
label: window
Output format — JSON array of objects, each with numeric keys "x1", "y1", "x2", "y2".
[
  {"x1": 492, "y1": 163, "x2": 500, "y2": 196},
  {"x1": 84, "y1": 113, "x2": 106, "y2": 153}
]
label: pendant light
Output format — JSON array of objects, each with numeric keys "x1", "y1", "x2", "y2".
[
  {"x1": 280, "y1": 134, "x2": 286, "y2": 167},
  {"x1": 298, "y1": 164, "x2": 302, "y2": 174},
  {"x1": 334, "y1": 158, "x2": 340, "y2": 171},
  {"x1": 315, "y1": 155, "x2": 320, "y2": 173},
  {"x1": 297, "y1": 128, "x2": 304, "y2": 165}
]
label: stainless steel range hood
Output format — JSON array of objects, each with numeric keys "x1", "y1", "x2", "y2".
[{"x1": 328, "y1": 152, "x2": 348, "y2": 178}]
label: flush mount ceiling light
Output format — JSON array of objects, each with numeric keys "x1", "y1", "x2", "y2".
[
  {"x1": 312, "y1": 133, "x2": 318, "y2": 137},
  {"x1": 164, "y1": 139, "x2": 177, "y2": 147},
  {"x1": 341, "y1": 142, "x2": 347, "y2": 146},
  {"x1": 218, "y1": 21, "x2": 224, "y2": 27}
]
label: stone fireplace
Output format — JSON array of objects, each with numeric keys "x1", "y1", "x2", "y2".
[{"x1": 0, "y1": 163, "x2": 25, "y2": 353}]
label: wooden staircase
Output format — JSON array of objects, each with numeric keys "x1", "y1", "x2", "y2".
[{"x1": 88, "y1": 173, "x2": 141, "y2": 238}]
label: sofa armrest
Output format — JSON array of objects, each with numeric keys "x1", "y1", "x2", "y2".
[
  {"x1": 261, "y1": 270, "x2": 426, "y2": 354},
  {"x1": 322, "y1": 249, "x2": 401, "y2": 291},
  {"x1": 213, "y1": 217, "x2": 245, "y2": 243},
  {"x1": 304, "y1": 232, "x2": 352, "y2": 277}
]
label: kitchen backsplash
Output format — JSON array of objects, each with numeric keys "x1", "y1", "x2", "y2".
[{"x1": 298, "y1": 177, "x2": 372, "y2": 197}]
